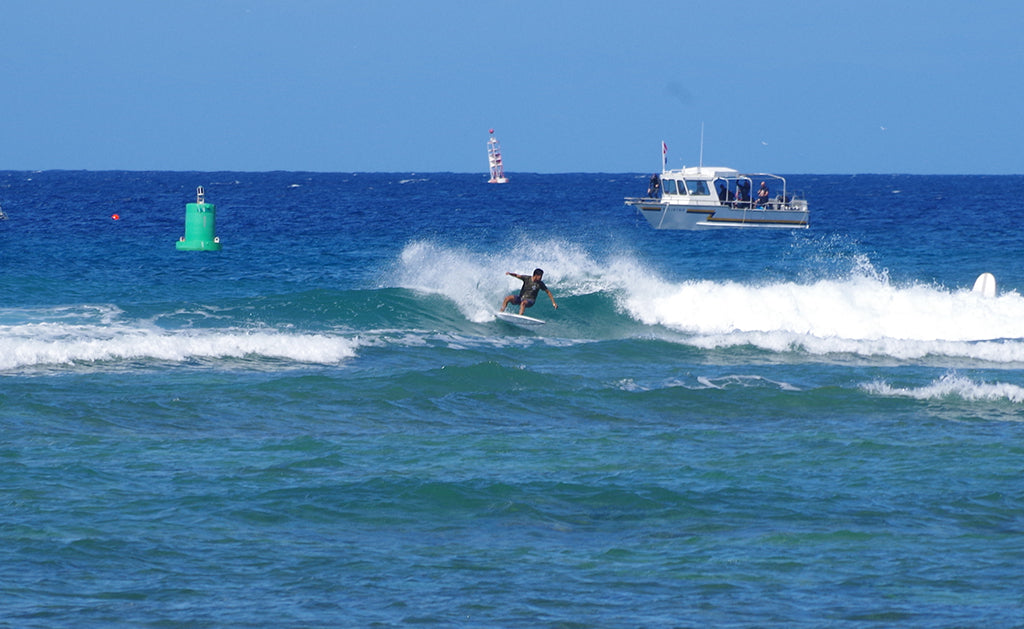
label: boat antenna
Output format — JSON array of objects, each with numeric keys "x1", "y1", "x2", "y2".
[{"x1": 698, "y1": 122, "x2": 704, "y2": 173}]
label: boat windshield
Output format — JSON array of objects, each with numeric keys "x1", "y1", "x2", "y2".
[
  {"x1": 683, "y1": 180, "x2": 710, "y2": 195},
  {"x1": 661, "y1": 179, "x2": 679, "y2": 195}
]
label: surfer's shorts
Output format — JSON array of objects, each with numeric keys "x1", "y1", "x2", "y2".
[{"x1": 511, "y1": 296, "x2": 535, "y2": 308}]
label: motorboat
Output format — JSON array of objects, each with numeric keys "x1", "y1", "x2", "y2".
[{"x1": 625, "y1": 167, "x2": 809, "y2": 230}]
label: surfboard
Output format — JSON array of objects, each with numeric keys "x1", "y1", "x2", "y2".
[
  {"x1": 495, "y1": 312, "x2": 546, "y2": 328},
  {"x1": 972, "y1": 272, "x2": 996, "y2": 298}
]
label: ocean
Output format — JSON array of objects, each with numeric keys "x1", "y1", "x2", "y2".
[{"x1": 2, "y1": 170, "x2": 1023, "y2": 627}]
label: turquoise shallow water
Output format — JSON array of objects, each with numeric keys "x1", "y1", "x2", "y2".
[{"x1": 2, "y1": 172, "x2": 1024, "y2": 626}]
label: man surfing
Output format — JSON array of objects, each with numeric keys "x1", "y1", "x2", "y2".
[{"x1": 500, "y1": 268, "x2": 558, "y2": 315}]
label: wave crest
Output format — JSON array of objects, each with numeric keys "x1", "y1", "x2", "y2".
[
  {"x1": 863, "y1": 373, "x2": 1024, "y2": 403},
  {"x1": 0, "y1": 321, "x2": 359, "y2": 371}
]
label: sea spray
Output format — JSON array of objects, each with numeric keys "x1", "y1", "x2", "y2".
[{"x1": 392, "y1": 237, "x2": 612, "y2": 323}]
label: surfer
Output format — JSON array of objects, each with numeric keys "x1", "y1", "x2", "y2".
[{"x1": 500, "y1": 268, "x2": 558, "y2": 315}]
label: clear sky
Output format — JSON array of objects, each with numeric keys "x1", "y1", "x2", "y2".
[{"x1": 2, "y1": 0, "x2": 1023, "y2": 174}]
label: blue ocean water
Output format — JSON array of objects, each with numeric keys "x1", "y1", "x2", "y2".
[{"x1": 2, "y1": 170, "x2": 1024, "y2": 626}]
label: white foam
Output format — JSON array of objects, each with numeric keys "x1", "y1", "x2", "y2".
[
  {"x1": 863, "y1": 373, "x2": 1024, "y2": 403},
  {"x1": 696, "y1": 374, "x2": 801, "y2": 391},
  {"x1": 621, "y1": 273, "x2": 1024, "y2": 341},
  {"x1": 0, "y1": 320, "x2": 360, "y2": 371},
  {"x1": 615, "y1": 261, "x2": 1024, "y2": 362}
]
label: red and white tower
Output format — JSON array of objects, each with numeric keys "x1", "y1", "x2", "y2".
[{"x1": 487, "y1": 129, "x2": 508, "y2": 184}]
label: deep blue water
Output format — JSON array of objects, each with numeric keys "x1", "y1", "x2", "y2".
[{"x1": 2, "y1": 171, "x2": 1024, "y2": 626}]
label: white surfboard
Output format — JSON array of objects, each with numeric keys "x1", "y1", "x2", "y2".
[
  {"x1": 972, "y1": 272, "x2": 996, "y2": 298},
  {"x1": 496, "y1": 312, "x2": 546, "y2": 328}
]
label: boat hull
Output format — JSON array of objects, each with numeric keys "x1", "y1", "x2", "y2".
[{"x1": 626, "y1": 198, "x2": 809, "y2": 230}]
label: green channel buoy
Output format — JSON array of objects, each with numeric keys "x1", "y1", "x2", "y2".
[{"x1": 176, "y1": 186, "x2": 222, "y2": 251}]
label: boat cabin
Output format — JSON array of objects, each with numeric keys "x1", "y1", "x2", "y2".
[{"x1": 651, "y1": 167, "x2": 795, "y2": 210}]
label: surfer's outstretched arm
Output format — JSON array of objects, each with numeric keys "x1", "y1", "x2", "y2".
[{"x1": 545, "y1": 288, "x2": 558, "y2": 309}]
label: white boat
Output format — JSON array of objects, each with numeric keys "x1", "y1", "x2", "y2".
[
  {"x1": 487, "y1": 129, "x2": 508, "y2": 184},
  {"x1": 625, "y1": 167, "x2": 809, "y2": 230}
]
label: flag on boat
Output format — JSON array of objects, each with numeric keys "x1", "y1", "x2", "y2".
[{"x1": 662, "y1": 141, "x2": 667, "y2": 171}]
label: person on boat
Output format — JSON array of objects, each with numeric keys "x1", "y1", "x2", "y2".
[
  {"x1": 736, "y1": 180, "x2": 751, "y2": 204},
  {"x1": 647, "y1": 174, "x2": 661, "y2": 197},
  {"x1": 500, "y1": 268, "x2": 558, "y2": 315},
  {"x1": 756, "y1": 181, "x2": 770, "y2": 207},
  {"x1": 717, "y1": 183, "x2": 728, "y2": 202}
]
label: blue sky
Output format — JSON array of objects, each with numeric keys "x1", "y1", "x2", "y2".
[{"x1": 2, "y1": 0, "x2": 1023, "y2": 174}]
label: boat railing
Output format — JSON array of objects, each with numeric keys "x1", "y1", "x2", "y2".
[
  {"x1": 628, "y1": 175, "x2": 807, "y2": 214},
  {"x1": 627, "y1": 195, "x2": 805, "y2": 211},
  {"x1": 722, "y1": 194, "x2": 806, "y2": 212},
  {"x1": 624, "y1": 195, "x2": 659, "y2": 204}
]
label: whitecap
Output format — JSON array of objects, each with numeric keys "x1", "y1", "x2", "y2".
[{"x1": 862, "y1": 373, "x2": 1024, "y2": 403}]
